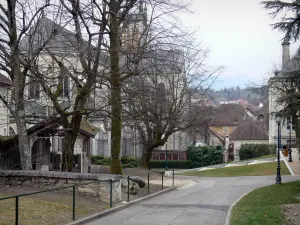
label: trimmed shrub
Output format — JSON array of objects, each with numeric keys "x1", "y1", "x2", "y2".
[
  {"x1": 187, "y1": 145, "x2": 223, "y2": 168},
  {"x1": 121, "y1": 156, "x2": 139, "y2": 168},
  {"x1": 149, "y1": 160, "x2": 192, "y2": 169},
  {"x1": 91, "y1": 156, "x2": 139, "y2": 168},
  {"x1": 239, "y1": 144, "x2": 276, "y2": 160}
]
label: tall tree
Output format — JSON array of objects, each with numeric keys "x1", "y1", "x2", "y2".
[
  {"x1": 0, "y1": 0, "x2": 51, "y2": 169},
  {"x1": 262, "y1": 0, "x2": 300, "y2": 42},
  {"x1": 123, "y1": 46, "x2": 221, "y2": 168}
]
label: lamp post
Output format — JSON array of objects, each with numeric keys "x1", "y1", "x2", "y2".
[
  {"x1": 275, "y1": 112, "x2": 282, "y2": 184},
  {"x1": 289, "y1": 121, "x2": 293, "y2": 162},
  {"x1": 165, "y1": 144, "x2": 168, "y2": 170}
]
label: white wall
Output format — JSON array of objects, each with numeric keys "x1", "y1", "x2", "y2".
[{"x1": 268, "y1": 78, "x2": 296, "y2": 146}]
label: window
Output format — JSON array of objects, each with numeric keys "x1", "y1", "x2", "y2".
[
  {"x1": 9, "y1": 127, "x2": 15, "y2": 136},
  {"x1": 159, "y1": 153, "x2": 165, "y2": 160},
  {"x1": 28, "y1": 77, "x2": 40, "y2": 99},
  {"x1": 58, "y1": 73, "x2": 69, "y2": 98},
  {"x1": 287, "y1": 117, "x2": 295, "y2": 130},
  {"x1": 173, "y1": 153, "x2": 179, "y2": 160}
]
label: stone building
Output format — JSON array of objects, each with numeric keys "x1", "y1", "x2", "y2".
[{"x1": 268, "y1": 42, "x2": 297, "y2": 147}]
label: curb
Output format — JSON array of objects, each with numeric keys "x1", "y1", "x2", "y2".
[
  {"x1": 280, "y1": 151, "x2": 295, "y2": 176},
  {"x1": 224, "y1": 191, "x2": 251, "y2": 225},
  {"x1": 67, "y1": 187, "x2": 175, "y2": 225}
]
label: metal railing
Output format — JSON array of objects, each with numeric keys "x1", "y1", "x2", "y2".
[
  {"x1": 126, "y1": 170, "x2": 175, "y2": 203},
  {"x1": 0, "y1": 170, "x2": 175, "y2": 224},
  {"x1": 0, "y1": 180, "x2": 113, "y2": 225}
]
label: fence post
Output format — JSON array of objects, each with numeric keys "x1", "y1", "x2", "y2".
[
  {"x1": 172, "y1": 170, "x2": 174, "y2": 187},
  {"x1": 72, "y1": 186, "x2": 76, "y2": 221},
  {"x1": 161, "y1": 172, "x2": 164, "y2": 190},
  {"x1": 110, "y1": 179, "x2": 113, "y2": 208},
  {"x1": 147, "y1": 173, "x2": 150, "y2": 195},
  {"x1": 127, "y1": 176, "x2": 130, "y2": 202},
  {"x1": 15, "y1": 196, "x2": 19, "y2": 225}
]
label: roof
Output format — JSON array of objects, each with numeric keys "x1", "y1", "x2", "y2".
[
  {"x1": 257, "y1": 102, "x2": 269, "y2": 116},
  {"x1": 27, "y1": 118, "x2": 100, "y2": 138},
  {"x1": 210, "y1": 104, "x2": 247, "y2": 126},
  {"x1": 0, "y1": 74, "x2": 12, "y2": 86},
  {"x1": 230, "y1": 118, "x2": 268, "y2": 141},
  {"x1": 20, "y1": 17, "x2": 107, "y2": 63}
]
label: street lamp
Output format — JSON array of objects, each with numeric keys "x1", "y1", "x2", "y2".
[
  {"x1": 289, "y1": 120, "x2": 293, "y2": 162},
  {"x1": 275, "y1": 112, "x2": 282, "y2": 184}
]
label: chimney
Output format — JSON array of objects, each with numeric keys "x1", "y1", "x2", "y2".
[{"x1": 282, "y1": 41, "x2": 290, "y2": 69}]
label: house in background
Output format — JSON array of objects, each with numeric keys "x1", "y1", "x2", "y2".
[
  {"x1": 229, "y1": 119, "x2": 269, "y2": 160},
  {"x1": 209, "y1": 104, "x2": 247, "y2": 146}
]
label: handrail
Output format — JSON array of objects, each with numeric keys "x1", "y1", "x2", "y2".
[
  {"x1": 0, "y1": 179, "x2": 113, "y2": 225},
  {"x1": 0, "y1": 171, "x2": 175, "y2": 225}
]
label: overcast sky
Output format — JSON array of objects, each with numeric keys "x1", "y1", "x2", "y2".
[{"x1": 179, "y1": 0, "x2": 299, "y2": 89}]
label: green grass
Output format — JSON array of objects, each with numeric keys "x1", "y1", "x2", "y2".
[
  {"x1": 229, "y1": 154, "x2": 277, "y2": 163},
  {"x1": 0, "y1": 194, "x2": 108, "y2": 225},
  {"x1": 179, "y1": 162, "x2": 290, "y2": 177},
  {"x1": 230, "y1": 181, "x2": 300, "y2": 225}
]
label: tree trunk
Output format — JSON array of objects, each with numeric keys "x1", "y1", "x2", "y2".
[
  {"x1": 61, "y1": 112, "x2": 83, "y2": 172},
  {"x1": 15, "y1": 108, "x2": 31, "y2": 170},
  {"x1": 61, "y1": 130, "x2": 77, "y2": 172},
  {"x1": 140, "y1": 146, "x2": 153, "y2": 169},
  {"x1": 9, "y1": 0, "x2": 31, "y2": 170},
  {"x1": 109, "y1": 0, "x2": 122, "y2": 174}
]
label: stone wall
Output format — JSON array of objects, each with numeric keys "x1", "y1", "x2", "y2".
[{"x1": 0, "y1": 170, "x2": 123, "y2": 203}]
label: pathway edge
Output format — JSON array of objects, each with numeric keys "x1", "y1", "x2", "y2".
[
  {"x1": 224, "y1": 191, "x2": 251, "y2": 225},
  {"x1": 67, "y1": 187, "x2": 175, "y2": 225}
]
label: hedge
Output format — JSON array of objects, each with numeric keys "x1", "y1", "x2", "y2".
[
  {"x1": 187, "y1": 145, "x2": 223, "y2": 168},
  {"x1": 239, "y1": 144, "x2": 276, "y2": 160},
  {"x1": 91, "y1": 156, "x2": 139, "y2": 168},
  {"x1": 149, "y1": 160, "x2": 192, "y2": 169}
]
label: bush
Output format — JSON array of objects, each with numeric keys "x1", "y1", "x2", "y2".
[
  {"x1": 187, "y1": 145, "x2": 223, "y2": 168},
  {"x1": 239, "y1": 144, "x2": 276, "y2": 160},
  {"x1": 91, "y1": 155, "x2": 104, "y2": 164},
  {"x1": 91, "y1": 156, "x2": 139, "y2": 168},
  {"x1": 121, "y1": 156, "x2": 139, "y2": 168},
  {"x1": 149, "y1": 160, "x2": 192, "y2": 169}
]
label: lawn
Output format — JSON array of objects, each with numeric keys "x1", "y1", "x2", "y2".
[
  {"x1": 229, "y1": 154, "x2": 277, "y2": 163},
  {"x1": 230, "y1": 181, "x2": 300, "y2": 225},
  {"x1": 179, "y1": 162, "x2": 290, "y2": 177},
  {"x1": 0, "y1": 193, "x2": 109, "y2": 225}
]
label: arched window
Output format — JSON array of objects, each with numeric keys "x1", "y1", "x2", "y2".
[{"x1": 9, "y1": 126, "x2": 15, "y2": 136}]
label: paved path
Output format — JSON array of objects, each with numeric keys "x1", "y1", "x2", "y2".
[
  {"x1": 285, "y1": 149, "x2": 300, "y2": 175},
  {"x1": 87, "y1": 175, "x2": 300, "y2": 225}
]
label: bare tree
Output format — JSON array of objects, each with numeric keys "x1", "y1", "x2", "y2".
[
  {"x1": 0, "y1": 0, "x2": 53, "y2": 169},
  {"x1": 25, "y1": 0, "x2": 110, "y2": 172},
  {"x1": 123, "y1": 45, "x2": 221, "y2": 167}
]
